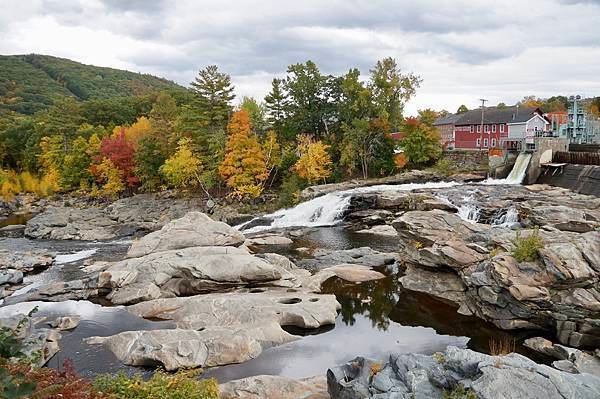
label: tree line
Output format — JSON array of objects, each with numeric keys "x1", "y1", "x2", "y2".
[{"x1": 0, "y1": 58, "x2": 445, "y2": 204}]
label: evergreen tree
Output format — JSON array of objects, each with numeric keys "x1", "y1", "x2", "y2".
[
  {"x1": 264, "y1": 78, "x2": 287, "y2": 137},
  {"x1": 190, "y1": 65, "x2": 235, "y2": 132},
  {"x1": 240, "y1": 96, "x2": 267, "y2": 135}
]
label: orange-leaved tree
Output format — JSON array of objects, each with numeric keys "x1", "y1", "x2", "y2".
[
  {"x1": 219, "y1": 109, "x2": 268, "y2": 199},
  {"x1": 294, "y1": 134, "x2": 332, "y2": 184}
]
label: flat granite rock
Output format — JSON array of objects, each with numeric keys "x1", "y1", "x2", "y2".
[
  {"x1": 87, "y1": 290, "x2": 340, "y2": 370},
  {"x1": 220, "y1": 375, "x2": 329, "y2": 399}
]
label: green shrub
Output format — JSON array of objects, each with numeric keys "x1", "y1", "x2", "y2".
[
  {"x1": 277, "y1": 174, "x2": 303, "y2": 208},
  {"x1": 432, "y1": 158, "x2": 455, "y2": 176},
  {"x1": 93, "y1": 370, "x2": 219, "y2": 399},
  {"x1": 511, "y1": 227, "x2": 544, "y2": 262},
  {"x1": 443, "y1": 384, "x2": 477, "y2": 399}
]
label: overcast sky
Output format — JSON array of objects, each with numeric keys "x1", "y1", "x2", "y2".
[{"x1": 1, "y1": 0, "x2": 599, "y2": 114}]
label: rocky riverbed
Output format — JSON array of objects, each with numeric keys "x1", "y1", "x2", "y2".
[{"x1": 1, "y1": 178, "x2": 600, "y2": 398}]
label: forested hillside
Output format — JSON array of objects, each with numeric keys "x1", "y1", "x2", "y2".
[{"x1": 0, "y1": 54, "x2": 185, "y2": 115}]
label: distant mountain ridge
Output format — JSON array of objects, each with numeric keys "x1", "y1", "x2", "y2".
[{"x1": 0, "y1": 54, "x2": 187, "y2": 115}]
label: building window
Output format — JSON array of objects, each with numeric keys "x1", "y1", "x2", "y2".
[
  {"x1": 500, "y1": 124, "x2": 505, "y2": 133},
  {"x1": 476, "y1": 138, "x2": 481, "y2": 147},
  {"x1": 484, "y1": 138, "x2": 488, "y2": 147},
  {"x1": 476, "y1": 125, "x2": 481, "y2": 133},
  {"x1": 484, "y1": 125, "x2": 489, "y2": 132},
  {"x1": 491, "y1": 138, "x2": 497, "y2": 147},
  {"x1": 492, "y1": 124, "x2": 496, "y2": 133},
  {"x1": 470, "y1": 125, "x2": 474, "y2": 133}
]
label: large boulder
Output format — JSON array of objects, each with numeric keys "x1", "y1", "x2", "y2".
[
  {"x1": 106, "y1": 246, "x2": 292, "y2": 304},
  {"x1": 126, "y1": 212, "x2": 244, "y2": 258}
]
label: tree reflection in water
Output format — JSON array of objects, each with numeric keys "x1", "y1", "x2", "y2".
[
  {"x1": 321, "y1": 266, "x2": 400, "y2": 331},
  {"x1": 321, "y1": 265, "x2": 548, "y2": 361}
]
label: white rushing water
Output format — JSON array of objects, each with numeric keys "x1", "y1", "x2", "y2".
[
  {"x1": 55, "y1": 248, "x2": 98, "y2": 264},
  {"x1": 456, "y1": 195, "x2": 481, "y2": 223},
  {"x1": 238, "y1": 181, "x2": 461, "y2": 233},
  {"x1": 482, "y1": 153, "x2": 532, "y2": 185},
  {"x1": 491, "y1": 206, "x2": 519, "y2": 227},
  {"x1": 239, "y1": 155, "x2": 533, "y2": 232}
]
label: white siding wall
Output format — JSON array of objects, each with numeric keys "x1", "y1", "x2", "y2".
[
  {"x1": 508, "y1": 123, "x2": 526, "y2": 139},
  {"x1": 525, "y1": 115, "x2": 549, "y2": 143}
]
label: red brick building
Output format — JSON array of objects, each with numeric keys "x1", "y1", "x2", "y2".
[{"x1": 435, "y1": 106, "x2": 549, "y2": 150}]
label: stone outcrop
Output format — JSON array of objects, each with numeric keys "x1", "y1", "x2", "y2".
[
  {"x1": 0, "y1": 238, "x2": 55, "y2": 299},
  {"x1": 24, "y1": 192, "x2": 207, "y2": 241},
  {"x1": 298, "y1": 247, "x2": 397, "y2": 269},
  {"x1": 220, "y1": 375, "x2": 329, "y2": 399},
  {"x1": 300, "y1": 170, "x2": 484, "y2": 200},
  {"x1": 0, "y1": 314, "x2": 61, "y2": 367},
  {"x1": 87, "y1": 289, "x2": 340, "y2": 370},
  {"x1": 327, "y1": 346, "x2": 600, "y2": 399},
  {"x1": 339, "y1": 183, "x2": 600, "y2": 347}
]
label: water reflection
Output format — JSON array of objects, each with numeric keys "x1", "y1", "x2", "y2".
[{"x1": 323, "y1": 270, "x2": 398, "y2": 331}]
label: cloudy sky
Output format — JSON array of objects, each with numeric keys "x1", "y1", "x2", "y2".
[{"x1": 1, "y1": 0, "x2": 599, "y2": 114}]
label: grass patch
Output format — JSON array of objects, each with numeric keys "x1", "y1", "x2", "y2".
[
  {"x1": 489, "y1": 336, "x2": 516, "y2": 356},
  {"x1": 443, "y1": 384, "x2": 477, "y2": 399},
  {"x1": 511, "y1": 227, "x2": 544, "y2": 262}
]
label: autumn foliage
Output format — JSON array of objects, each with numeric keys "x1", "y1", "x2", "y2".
[
  {"x1": 294, "y1": 134, "x2": 332, "y2": 184},
  {"x1": 93, "y1": 129, "x2": 139, "y2": 188},
  {"x1": 219, "y1": 109, "x2": 268, "y2": 198}
]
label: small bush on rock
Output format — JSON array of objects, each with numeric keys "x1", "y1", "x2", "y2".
[
  {"x1": 511, "y1": 227, "x2": 544, "y2": 262},
  {"x1": 93, "y1": 369, "x2": 219, "y2": 399},
  {"x1": 443, "y1": 384, "x2": 477, "y2": 399}
]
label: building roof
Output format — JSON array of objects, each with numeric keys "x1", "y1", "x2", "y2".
[
  {"x1": 454, "y1": 106, "x2": 543, "y2": 125},
  {"x1": 434, "y1": 113, "x2": 462, "y2": 126}
]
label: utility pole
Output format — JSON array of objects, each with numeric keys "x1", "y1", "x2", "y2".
[{"x1": 479, "y1": 98, "x2": 487, "y2": 152}]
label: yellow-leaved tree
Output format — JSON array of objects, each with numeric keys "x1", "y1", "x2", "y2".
[
  {"x1": 294, "y1": 134, "x2": 332, "y2": 184},
  {"x1": 262, "y1": 130, "x2": 281, "y2": 188},
  {"x1": 219, "y1": 109, "x2": 268, "y2": 199},
  {"x1": 160, "y1": 138, "x2": 203, "y2": 190},
  {"x1": 115, "y1": 116, "x2": 153, "y2": 149},
  {"x1": 91, "y1": 158, "x2": 125, "y2": 199}
]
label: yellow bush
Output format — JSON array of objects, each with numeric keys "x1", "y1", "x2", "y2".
[
  {"x1": 39, "y1": 168, "x2": 61, "y2": 197},
  {"x1": 19, "y1": 171, "x2": 40, "y2": 194}
]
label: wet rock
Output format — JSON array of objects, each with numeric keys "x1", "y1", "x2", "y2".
[
  {"x1": 245, "y1": 234, "x2": 294, "y2": 246},
  {"x1": 49, "y1": 315, "x2": 81, "y2": 330},
  {"x1": 300, "y1": 247, "x2": 397, "y2": 269},
  {"x1": 327, "y1": 346, "x2": 600, "y2": 399},
  {"x1": 0, "y1": 238, "x2": 55, "y2": 272},
  {"x1": 220, "y1": 375, "x2": 329, "y2": 399},
  {"x1": 88, "y1": 290, "x2": 340, "y2": 370},
  {"x1": 25, "y1": 206, "x2": 119, "y2": 240},
  {"x1": 355, "y1": 225, "x2": 398, "y2": 237},
  {"x1": 0, "y1": 224, "x2": 26, "y2": 237},
  {"x1": 399, "y1": 264, "x2": 466, "y2": 304}
]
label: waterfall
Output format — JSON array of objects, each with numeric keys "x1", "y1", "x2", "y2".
[
  {"x1": 456, "y1": 199, "x2": 481, "y2": 223},
  {"x1": 238, "y1": 181, "x2": 460, "y2": 233},
  {"x1": 483, "y1": 153, "x2": 532, "y2": 185},
  {"x1": 491, "y1": 207, "x2": 519, "y2": 227}
]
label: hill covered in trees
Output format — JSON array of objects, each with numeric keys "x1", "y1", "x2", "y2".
[{"x1": 0, "y1": 54, "x2": 185, "y2": 115}]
